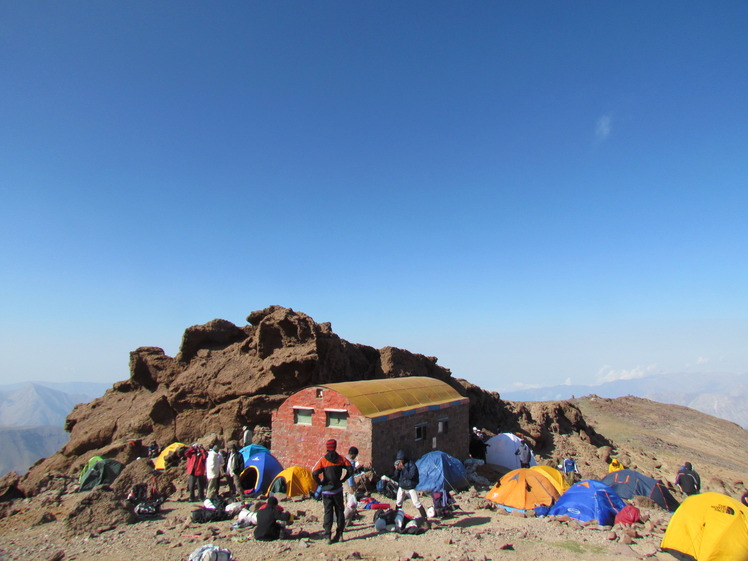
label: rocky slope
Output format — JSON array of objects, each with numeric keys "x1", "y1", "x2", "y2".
[{"x1": 18, "y1": 306, "x2": 601, "y2": 497}]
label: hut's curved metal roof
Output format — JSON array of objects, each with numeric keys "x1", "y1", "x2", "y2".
[{"x1": 319, "y1": 376, "x2": 466, "y2": 418}]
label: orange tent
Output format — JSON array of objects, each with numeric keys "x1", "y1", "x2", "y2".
[
  {"x1": 530, "y1": 465, "x2": 570, "y2": 494},
  {"x1": 485, "y1": 468, "x2": 560, "y2": 511}
]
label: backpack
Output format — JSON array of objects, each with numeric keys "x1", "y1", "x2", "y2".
[
  {"x1": 376, "y1": 478, "x2": 399, "y2": 500},
  {"x1": 126, "y1": 483, "x2": 149, "y2": 504},
  {"x1": 188, "y1": 544, "x2": 233, "y2": 561},
  {"x1": 431, "y1": 490, "x2": 456, "y2": 518}
]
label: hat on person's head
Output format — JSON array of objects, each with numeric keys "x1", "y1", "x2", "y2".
[
  {"x1": 473, "y1": 427, "x2": 479, "y2": 431},
  {"x1": 267, "y1": 496, "x2": 278, "y2": 507},
  {"x1": 326, "y1": 439, "x2": 337, "y2": 451},
  {"x1": 396, "y1": 450, "x2": 406, "y2": 461},
  {"x1": 348, "y1": 446, "x2": 359, "y2": 456},
  {"x1": 684, "y1": 462, "x2": 692, "y2": 470}
]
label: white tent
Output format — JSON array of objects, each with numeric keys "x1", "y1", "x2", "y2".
[{"x1": 484, "y1": 433, "x2": 537, "y2": 470}]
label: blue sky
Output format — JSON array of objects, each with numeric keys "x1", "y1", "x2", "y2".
[{"x1": 1, "y1": 2, "x2": 747, "y2": 392}]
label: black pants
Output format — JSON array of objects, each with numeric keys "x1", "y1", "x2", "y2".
[
  {"x1": 322, "y1": 491, "x2": 345, "y2": 537},
  {"x1": 188, "y1": 474, "x2": 206, "y2": 501}
]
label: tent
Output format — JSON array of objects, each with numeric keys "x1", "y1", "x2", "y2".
[
  {"x1": 79, "y1": 456, "x2": 105, "y2": 483},
  {"x1": 154, "y1": 442, "x2": 186, "y2": 470},
  {"x1": 239, "y1": 451, "x2": 283, "y2": 495},
  {"x1": 238, "y1": 444, "x2": 269, "y2": 465},
  {"x1": 548, "y1": 480, "x2": 625, "y2": 526},
  {"x1": 79, "y1": 459, "x2": 125, "y2": 491},
  {"x1": 484, "y1": 433, "x2": 538, "y2": 471},
  {"x1": 661, "y1": 492, "x2": 748, "y2": 561},
  {"x1": 267, "y1": 466, "x2": 318, "y2": 497},
  {"x1": 415, "y1": 451, "x2": 470, "y2": 493},
  {"x1": 601, "y1": 469, "x2": 679, "y2": 512},
  {"x1": 530, "y1": 465, "x2": 570, "y2": 495},
  {"x1": 485, "y1": 468, "x2": 560, "y2": 512}
]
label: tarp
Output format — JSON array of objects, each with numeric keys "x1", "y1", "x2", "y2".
[
  {"x1": 530, "y1": 465, "x2": 570, "y2": 494},
  {"x1": 239, "y1": 451, "x2": 283, "y2": 495},
  {"x1": 267, "y1": 466, "x2": 318, "y2": 497},
  {"x1": 601, "y1": 469, "x2": 679, "y2": 512},
  {"x1": 548, "y1": 480, "x2": 625, "y2": 526},
  {"x1": 661, "y1": 492, "x2": 748, "y2": 561},
  {"x1": 484, "y1": 433, "x2": 538, "y2": 471},
  {"x1": 154, "y1": 442, "x2": 186, "y2": 470},
  {"x1": 415, "y1": 451, "x2": 470, "y2": 493},
  {"x1": 238, "y1": 444, "x2": 269, "y2": 466},
  {"x1": 485, "y1": 468, "x2": 560, "y2": 512},
  {"x1": 79, "y1": 459, "x2": 124, "y2": 492}
]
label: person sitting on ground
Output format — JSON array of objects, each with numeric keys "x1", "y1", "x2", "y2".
[
  {"x1": 254, "y1": 496, "x2": 292, "y2": 541},
  {"x1": 392, "y1": 450, "x2": 430, "y2": 529},
  {"x1": 608, "y1": 457, "x2": 624, "y2": 473},
  {"x1": 674, "y1": 462, "x2": 701, "y2": 496}
]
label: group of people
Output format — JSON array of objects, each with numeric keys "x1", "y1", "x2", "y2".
[{"x1": 184, "y1": 442, "x2": 246, "y2": 503}]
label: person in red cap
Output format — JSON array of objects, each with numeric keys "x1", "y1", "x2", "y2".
[{"x1": 312, "y1": 439, "x2": 353, "y2": 544}]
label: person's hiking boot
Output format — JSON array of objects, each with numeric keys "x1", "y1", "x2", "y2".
[
  {"x1": 332, "y1": 530, "x2": 343, "y2": 543},
  {"x1": 418, "y1": 506, "x2": 431, "y2": 529},
  {"x1": 324, "y1": 533, "x2": 332, "y2": 545}
]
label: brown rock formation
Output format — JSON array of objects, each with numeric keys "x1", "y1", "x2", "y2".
[{"x1": 20, "y1": 306, "x2": 602, "y2": 496}]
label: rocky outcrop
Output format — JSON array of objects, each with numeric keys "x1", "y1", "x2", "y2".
[{"x1": 20, "y1": 305, "x2": 601, "y2": 496}]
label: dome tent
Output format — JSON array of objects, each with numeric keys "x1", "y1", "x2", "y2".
[
  {"x1": 661, "y1": 492, "x2": 748, "y2": 561},
  {"x1": 154, "y1": 442, "x2": 186, "y2": 470},
  {"x1": 78, "y1": 459, "x2": 124, "y2": 492},
  {"x1": 485, "y1": 468, "x2": 560, "y2": 512},
  {"x1": 415, "y1": 451, "x2": 469, "y2": 493},
  {"x1": 530, "y1": 465, "x2": 570, "y2": 494},
  {"x1": 548, "y1": 480, "x2": 625, "y2": 526},
  {"x1": 484, "y1": 433, "x2": 537, "y2": 471},
  {"x1": 601, "y1": 469, "x2": 679, "y2": 512},
  {"x1": 238, "y1": 444, "x2": 269, "y2": 465},
  {"x1": 239, "y1": 451, "x2": 283, "y2": 495},
  {"x1": 267, "y1": 466, "x2": 318, "y2": 497}
]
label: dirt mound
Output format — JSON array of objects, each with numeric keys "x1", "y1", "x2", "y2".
[
  {"x1": 20, "y1": 306, "x2": 607, "y2": 497},
  {"x1": 111, "y1": 458, "x2": 181, "y2": 499},
  {"x1": 64, "y1": 487, "x2": 136, "y2": 535}
]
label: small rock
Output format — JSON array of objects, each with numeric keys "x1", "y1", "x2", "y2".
[
  {"x1": 620, "y1": 533, "x2": 634, "y2": 545},
  {"x1": 499, "y1": 543, "x2": 514, "y2": 550},
  {"x1": 48, "y1": 551, "x2": 65, "y2": 561},
  {"x1": 346, "y1": 552, "x2": 362, "y2": 559},
  {"x1": 613, "y1": 543, "x2": 640, "y2": 556}
]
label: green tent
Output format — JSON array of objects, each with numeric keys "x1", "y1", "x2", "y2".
[
  {"x1": 78, "y1": 459, "x2": 124, "y2": 491},
  {"x1": 79, "y1": 456, "x2": 106, "y2": 483}
]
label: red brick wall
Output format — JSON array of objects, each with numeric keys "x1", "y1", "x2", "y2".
[
  {"x1": 272, "y1": 386, "x2": 470, "y2": 476},
  {"x1": 271, "y1": 387, "x2": 372, "y2": 471}
]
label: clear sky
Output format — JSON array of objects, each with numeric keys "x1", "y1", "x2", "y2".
[{"x1": 1, "y1": 2, "x2": 747, "y2": 393}]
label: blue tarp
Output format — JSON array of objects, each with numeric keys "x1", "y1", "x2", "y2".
[
  {"x1": 239, "y1": 451, "x2": 283, "y2": 494},
  {"x1": 601, "y1": 469, "x2": 679, "y2": 512},
  {"x1": 415, "y1": 451, "x2": 469, "y2": 493},
  {"x1": 548, "y1": 480, "x2": 625, "y2": 525}
]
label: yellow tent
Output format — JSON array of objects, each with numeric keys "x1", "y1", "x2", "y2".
[
  {"x1": 485, "y1": 468, "x2": 560, "y2": 511},
  {"x1": 661, "y1": 492, "x2": 748, "y2": 561},
  {"x1": 267, "y1": 466, "x2": 318, "y2": 497},
  {"x1": 530, "y1": 465, "x2": 570, "y2": 494},
  {"x1": 154, "y1": 442, "x2": 186, "y2": 470}
]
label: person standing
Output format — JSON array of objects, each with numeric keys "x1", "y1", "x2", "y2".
[
  {"x1": 226, "y1": 443, "x2": 244, "y2": 501},
  {"x1": 185, "y1": 443, "x2": 207, "y2": 502},
  {"x1": 312, "y1": 439, "x2": 353, "y2": 544},
  {"x1": 515, "y1": 438, "x2": 532, "y2": 469},
  {"x1": 562, "y1": 452, "x2": 580, "y2": 485},
  {"x1": 392, "y1": 450, "x2": 430, "y2": 529},
  {"x1": 206, "y1": 445, "x2": 224, "y2": 499},
  {"x1": 242, "y1": 425, "x2": 253, "y2": 447},
  {"x1": 674, "y1": 462, "x2": 701, "y2": 495}
]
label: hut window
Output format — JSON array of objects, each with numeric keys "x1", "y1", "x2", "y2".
[
  {"x1": 415, "y1": 423, "x2": 427, "y2": 441},
  {"x1": 326, "y1": 411, "x2": 348, "y2": 428},
  {"x1": 316, "y1": 388, "x2": 324, "y2": 398},
  {"x1": 293, "y1": 408, "x2": 313, "y2": 425},
  {"x1": 437, "y1": 418, "x2": 449, "y2": 434}
]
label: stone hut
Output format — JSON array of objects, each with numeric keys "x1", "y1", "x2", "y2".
[{"x1": 271, "y1": 376, "x2": 470, "y2": 476}]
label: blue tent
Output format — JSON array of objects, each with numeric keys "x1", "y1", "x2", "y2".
[
  {"x1": 238, "y1": 444, "x2": 269, "y2": 465},
  {"x1": 601, "y1": 469, "x2": 679, "y2": 512},
  {"x1": 415, "y1": 451, "x2": 469, "y2": 493},
  {"x1": 239, "y1": 451, "x2": 283, "y2": 495},
  {"x1": 548, "y1": 480, "x2": 625, "y2": 525}
]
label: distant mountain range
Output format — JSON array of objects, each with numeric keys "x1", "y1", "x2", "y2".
[
  {"x1": 0, "y1": 382, "x2": 109, "y2": 475},
  {"x1": 500, "y1": 371, "x2": 748, "y2": 429}
]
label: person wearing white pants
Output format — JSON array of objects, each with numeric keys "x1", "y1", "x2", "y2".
[{"x1": 392, "y1": 450, "x2": 430, "y2": 529}]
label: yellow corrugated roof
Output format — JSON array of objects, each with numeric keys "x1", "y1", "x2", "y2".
[{"x1": 319, "y1": 376, "x2": 465, "y2": 418}]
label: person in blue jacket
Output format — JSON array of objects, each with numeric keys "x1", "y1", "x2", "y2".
[{"x1": 392, "y1": 450, "x2": 430, "y2": 529}]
